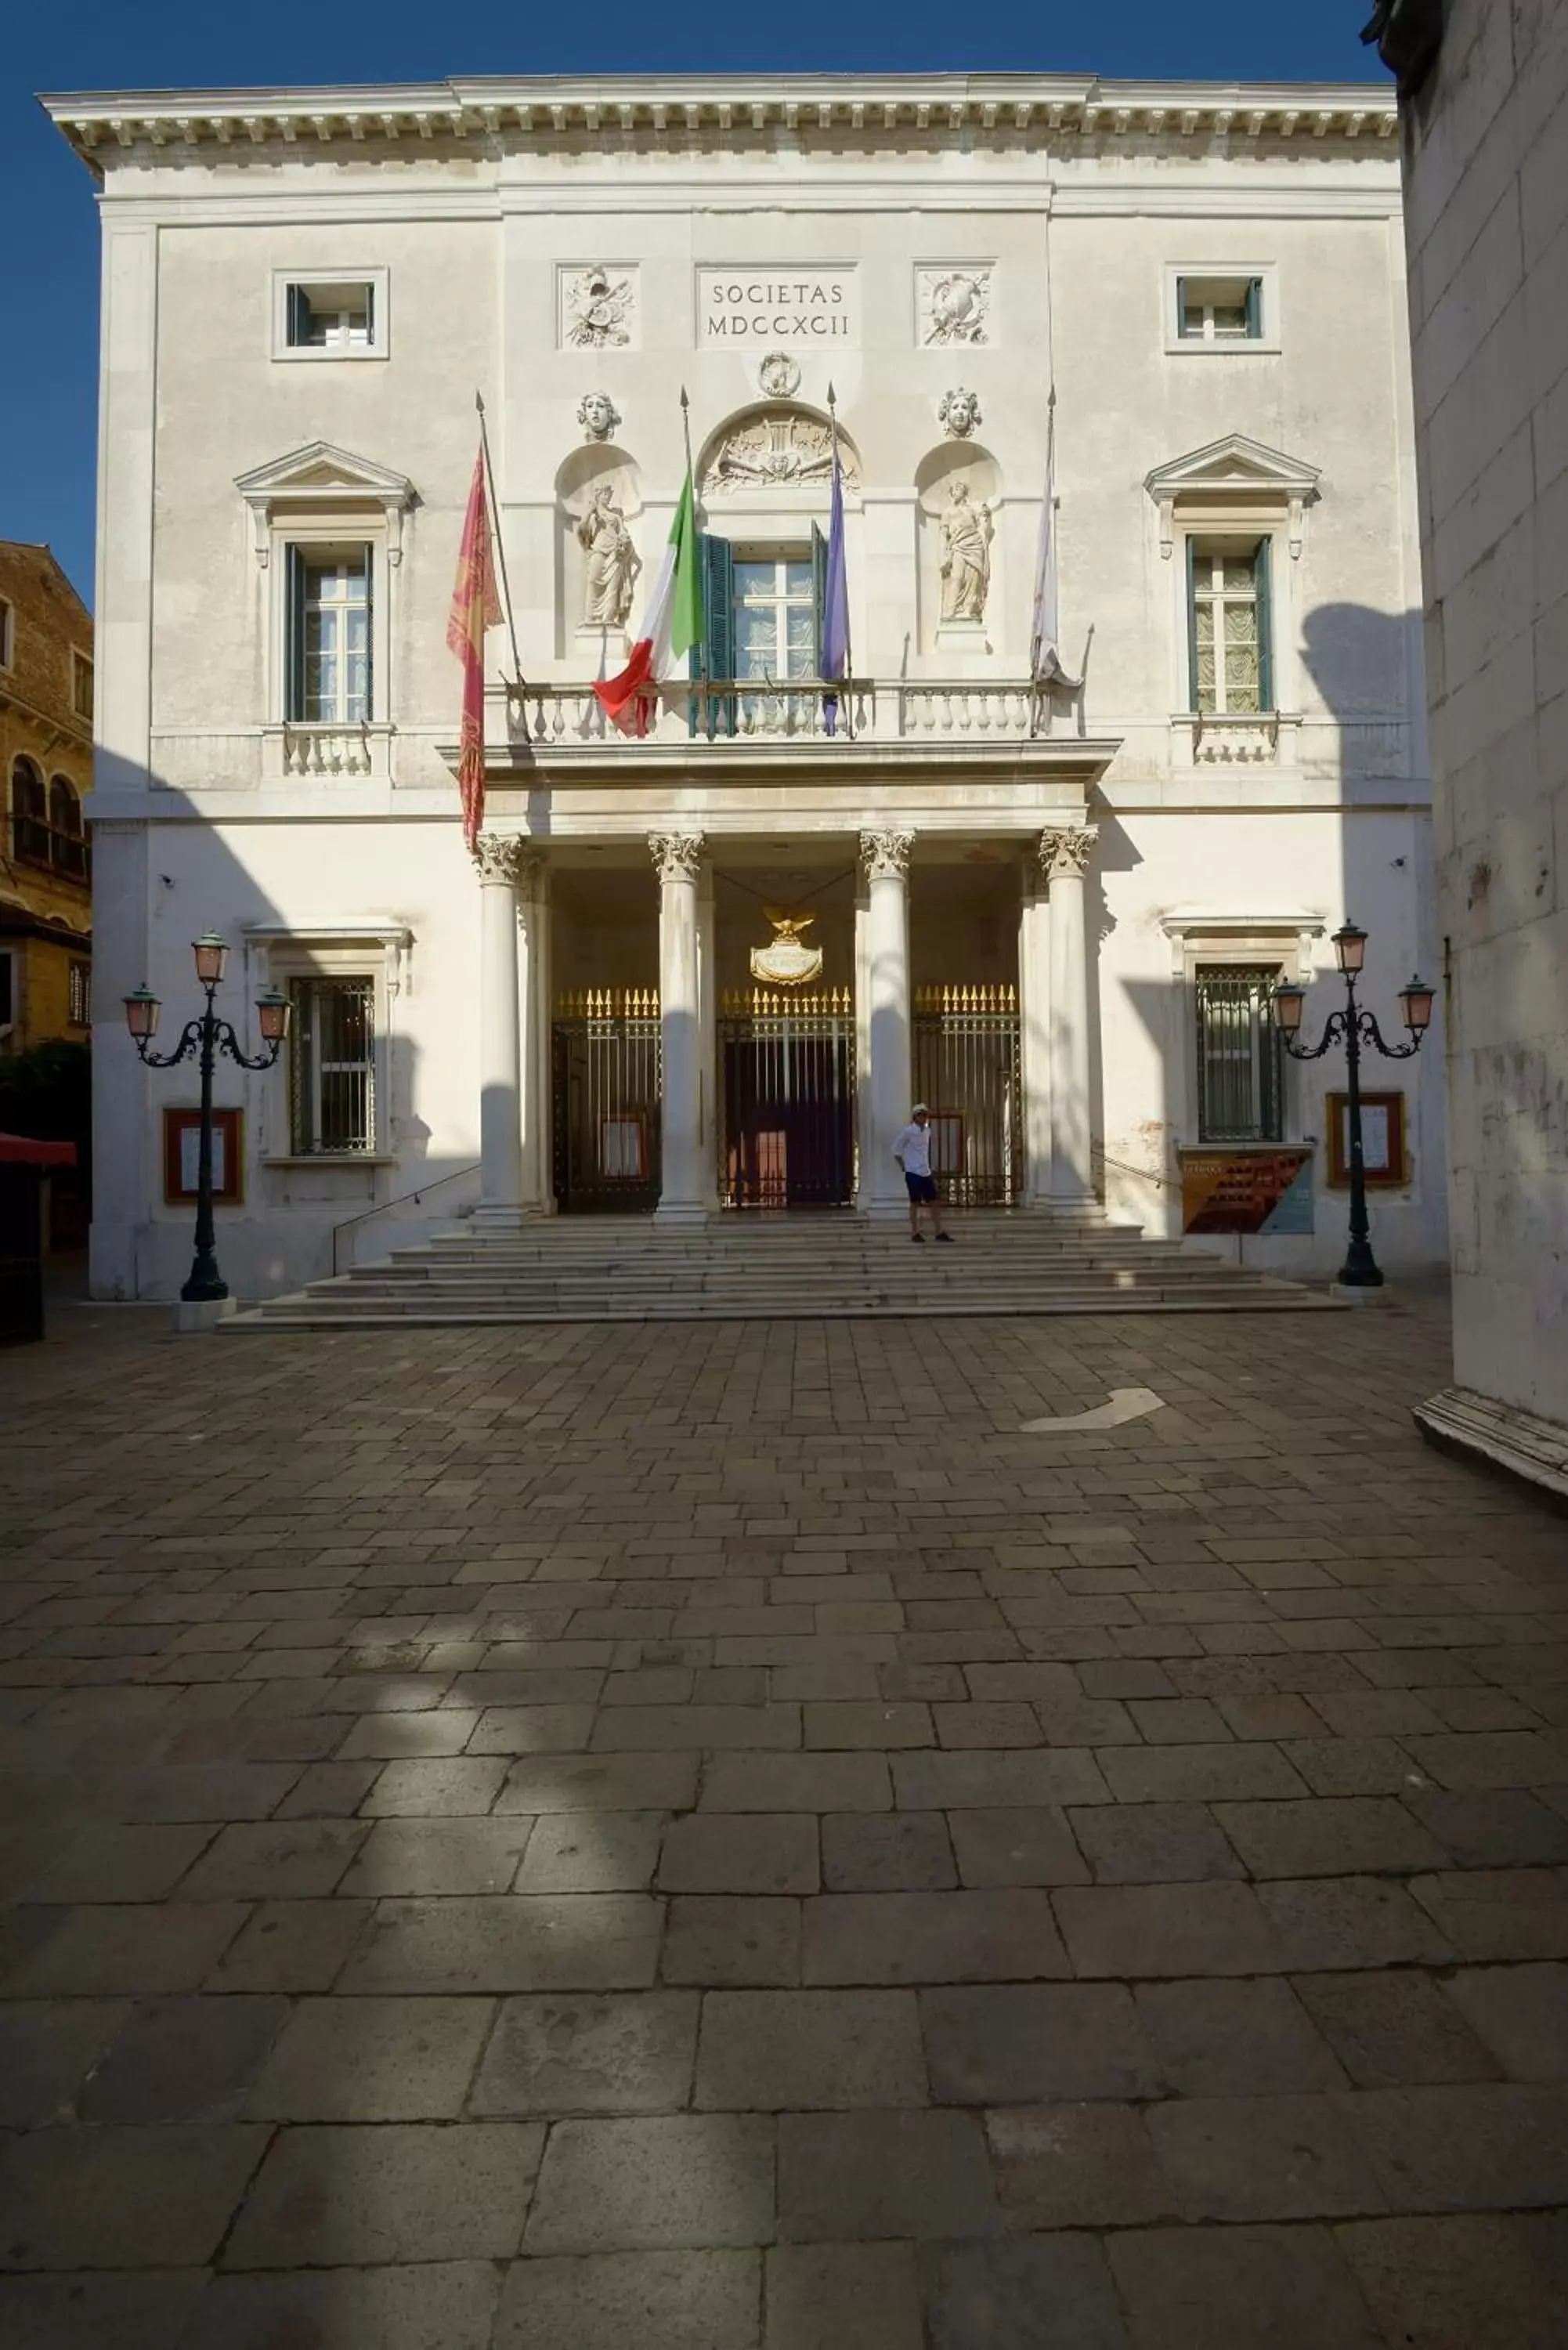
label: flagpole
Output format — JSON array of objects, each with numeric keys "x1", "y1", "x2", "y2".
[
  {"x1": 475, "y1": 390, "x2": 524, "y2": 689},
  {"x1": 679, "y1": 386, "x2": 709, "y2": 733},
  {"x1": 826, "y1": 381, "x2": 854, "y2": 740}
]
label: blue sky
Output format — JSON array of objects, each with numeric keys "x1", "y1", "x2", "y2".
[{"x1": 9, "y1": 5, "x2": 1384, "y2": 604}]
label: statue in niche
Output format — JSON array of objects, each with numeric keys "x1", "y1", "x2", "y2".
[
  {"x1": 938, "y1": 480, "x2": 995, "y2": 622},
  {"x1": 576, "y1": 389, "x2": 622, "y2": 443},
  {"x1": 576, "y1": 485, "x2": 641, "y2": 629}
]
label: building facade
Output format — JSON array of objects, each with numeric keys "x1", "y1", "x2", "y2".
[
  {"x1": 0, "y1": 543, "x2": 93, "y2": 1058},
  {"x1": 1371, "y1": 0, "x2": 1568, "y2": 1487},
  {"x1": 49, "y1": 72, "x2": 1446, "y2": 1300}
]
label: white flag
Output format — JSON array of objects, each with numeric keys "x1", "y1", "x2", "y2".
[{"x1": 1031, "y1": 397, "x2": 1078, "y2": 688}]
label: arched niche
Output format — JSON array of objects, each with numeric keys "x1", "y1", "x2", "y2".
[
  {"x1": 555, "y1": 444, "x2": 643, "y2": 656},
  {"x1": 914, "y1": 440, "x2": 1003, "y2": 655},
  {"x1": 695, "y1": 403, "x2": 863, "y2": 516}
]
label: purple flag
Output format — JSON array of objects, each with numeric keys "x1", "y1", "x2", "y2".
[{"x1": 821, "y1": 432, "x2": 850, "y2": 736}]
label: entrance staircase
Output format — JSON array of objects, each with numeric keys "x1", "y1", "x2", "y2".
[{"x1": 225, "y1": 1213, "x2": 1335, "y2": 1328}]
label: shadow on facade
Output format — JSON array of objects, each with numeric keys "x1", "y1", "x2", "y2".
[{"x1": 91, "y1": 786, "x2": 479, "y2": 1302}]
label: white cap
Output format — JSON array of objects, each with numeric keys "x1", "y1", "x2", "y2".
[{"x1": 912, "y1": 1103, "x2": 929, "y2": 1115}]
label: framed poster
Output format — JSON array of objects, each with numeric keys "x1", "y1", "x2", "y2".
[
  {"x1": 163, "y1": 1108, "x2": 244, "y2": 1205},
  {"x1": 1180, "y1": 1146, "x2": 1314, "y2": 1235},
  {"x1": 1327, "y1": 1092, "x2": 1407, "y2": 1188}
]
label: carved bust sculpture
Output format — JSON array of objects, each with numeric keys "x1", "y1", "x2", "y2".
[
  {"x1": 576, "y1": 485, "x2": 641, "y2": 629},
  {"x1": 938, "y1": 481, "x2": 995, "y2": 623},
  {"x1": 576, "y1": 390, "x2": 622, "y2": 443},
  {"x1": 938, "y1": 387, "x2": 981, "y2": 439}
]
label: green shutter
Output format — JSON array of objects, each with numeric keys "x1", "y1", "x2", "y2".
[
  {"x1": 1254, "y1": 537, "x2": 1274, "y2": 711},
  {"x1": 1244, "y1": 276, "x2": 1263, "y2": 338},
  {"x1": 284, "y1": 544, "x2": 308, "y2": 721},
  {"x1": 1184, "y1": 536, "x2": 1199, "y2": 711},
  {"x1": 811, "y1": 521, "x2": 829, "y2": 674},
  {"x1": 689, "y1": 533, "x2": 735, "y2": 739}
]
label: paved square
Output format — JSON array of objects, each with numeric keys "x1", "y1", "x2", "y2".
[{"x1": 2, "y1": 1292, "x2": 1566, "y2": 2342}]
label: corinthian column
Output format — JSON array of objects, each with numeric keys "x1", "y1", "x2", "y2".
[
  {"x1": 472, "y1": 833, "x2": 526, "y2": 1226},
  {"x1": 860, "y1": 828, "x2": 915, "y2": 1220},
  {"x1": 650, "y1": 831, "x2": 708, "y2": 1222},
  {"x1": 1044, "y1": 825, "x2": 1100, "y2": 1216}
]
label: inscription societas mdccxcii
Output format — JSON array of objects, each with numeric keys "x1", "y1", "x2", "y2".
[{"x1": 698, "y1": 269, "x2": 858, "y2": 344}]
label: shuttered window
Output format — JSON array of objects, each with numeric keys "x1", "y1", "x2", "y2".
[
  {"x1": 1195, "y1": 965, "x2": 1284, "y2": 1144},
  {"x1": 285, "y1": 547, "x2": 373, "y2": 724},
  {"x1": 1187, "y1": 540, "x2": 1274, "y2": 714}
]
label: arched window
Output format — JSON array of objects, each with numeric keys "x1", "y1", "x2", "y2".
[
  {"x1": 49, "y1": 776, "x2": 88, "y2": 880},
  {"x1": 9, "y1": 757, "x2": 48, "y2": 866}
]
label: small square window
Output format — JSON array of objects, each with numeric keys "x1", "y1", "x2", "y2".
[
  {"x1": 1168, "y1": 269, "x2": 1274, "y2": 351},
  {"x1": 70, "y1": 650, "x2": 93, "y2": 721},
  {"x1": 273, "y1": 269, "x2": 388, "y2": 361}
]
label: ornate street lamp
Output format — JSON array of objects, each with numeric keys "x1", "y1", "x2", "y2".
[
  {"x1": 1273, "y1": 922, "x2": 1433, "y2": 1290},
  {"x1": 124, "y1": 938, "x2": 292, "y2": 1305}
]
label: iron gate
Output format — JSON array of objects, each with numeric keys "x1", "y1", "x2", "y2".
[
  {"x1": 718, "y1": 987, "x2": 855, "y2": 1209},
  {"x1": 912, "y1": 984, "x2": 1024, "y2": 1207},
  {"x1": 551, "y1": 989, "x2": 662, "y2": 1213}
]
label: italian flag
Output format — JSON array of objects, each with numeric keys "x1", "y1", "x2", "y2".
[{"x1": 594, "y1": 465, "x2": 703, "y2": 732}]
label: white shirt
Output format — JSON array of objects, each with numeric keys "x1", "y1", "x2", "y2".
[{"x1": 894, "y1": 1122, "x2": 934, "y2": 1177}]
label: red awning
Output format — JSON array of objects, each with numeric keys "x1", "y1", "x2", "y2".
[{"x1": 0, "y1": 1133, "x2": 77, "y2": 1167}]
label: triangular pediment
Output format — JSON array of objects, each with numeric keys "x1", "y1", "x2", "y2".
[
  {"x1": 235, "y1": 441, "x2": 414, "y2": 504},
  {"x1": 1145, "y1": 434, "x2": 1321, "y2": 502}
]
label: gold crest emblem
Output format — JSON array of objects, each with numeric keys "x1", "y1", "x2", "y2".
[{"x1": 750, "y1": 910, "x2": 825, "y2": 989}]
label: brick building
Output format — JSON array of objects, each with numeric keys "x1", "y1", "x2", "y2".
[{"x1": 0, "y1": 542, "x2": 93, "y2": 1054}]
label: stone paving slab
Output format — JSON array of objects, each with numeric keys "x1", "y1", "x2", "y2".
[{"x1": 2, "y1": 1293, "x2": 1566, "y2": 2341}]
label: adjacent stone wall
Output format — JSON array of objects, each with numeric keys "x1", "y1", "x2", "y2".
[{"x1": 1399, "y1": 0, "x2": 1568, "y2": 1426}]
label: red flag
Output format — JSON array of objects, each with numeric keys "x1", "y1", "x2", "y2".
[{"x1": 447, "y1": 446, "x2": 502, "y2": 849}]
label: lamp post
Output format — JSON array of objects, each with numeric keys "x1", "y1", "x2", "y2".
[
  {"x1": 1272, "y1": 923, "x2": 1433, "y2": 1290},
  {"x1": 125, "y1": 934, "x2": 291, "y2": 1305}
]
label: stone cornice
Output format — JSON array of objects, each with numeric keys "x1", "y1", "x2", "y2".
[{"x1": 41, "y1": 72, "x2": 1397, "y2": 179}]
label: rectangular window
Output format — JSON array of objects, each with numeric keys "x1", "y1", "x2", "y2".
[
  {"x1": 285, "y1": 279, "x2": 375, "y2": 352},
  {"x1": 286, "y1": 548, "x2": 373, "y2": 725},
  {"x1": 1195, "y1": 965, "x2": 1284, "y2": 1144},
  {"x1": 288, "y1": 976, "x2": 376, "y2": 1153},
  {"x1": 67, "y1": 962, "x2": 91, "y2": 1027},
  {"x1": 1175, "y1": 273, "x2": 1266, "y2": 344},
  {"x1": 732, "y1": 550, "x2": 814, "y2": 725},
  {"x1": 0, "y1": 599, "x2": 13, "y2": 670},
  {"x1": 0, "y1": 949, "x2": 14, "y2": 1032},
  {"x1": 1187, "y1": 541, "x2": 1274, "y2": 714},
  {"x1": 70, "y1": 651, "x2": 93, "y2": 721}
]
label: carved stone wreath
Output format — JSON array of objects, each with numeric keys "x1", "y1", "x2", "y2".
[
  {"x1": 757, "y1": 351, "x2": 801, "y2": 398},
  {"x1": 703, "y1": 409, "x2": 861, "y2": 499}
]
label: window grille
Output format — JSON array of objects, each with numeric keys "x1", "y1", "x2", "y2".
[
  {"x1": 1195, "y1": 965, "x2": 1284, "y2": 1143},
  {"x1": 288, "y1": 976, "x2": 376, "y2": 1153}
]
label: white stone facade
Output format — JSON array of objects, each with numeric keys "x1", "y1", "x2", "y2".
[
  {"x1": 1393, "y1": 2, "x2": 1568, "y2": 1448},
  {"x1": 48, "y1": 72, "x2": 1448, "y2": 1297}
]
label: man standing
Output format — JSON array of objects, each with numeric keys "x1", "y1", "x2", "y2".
[{"x1": 893, "y1": 1104, "x2": 952, "y2": 1242}]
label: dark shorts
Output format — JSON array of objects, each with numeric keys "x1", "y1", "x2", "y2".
[{"x1": 905, "y1": 1173, "x2": 939, "y2": 1202}]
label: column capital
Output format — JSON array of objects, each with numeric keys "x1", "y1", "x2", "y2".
[
  {"x1": 471, "y1": 833, "x2": 529, "y2": 886},
  {"x1": 1038, "y1": 824, "x2": 1098, "y2": 884},
  {"x1": 649, "y1": 830, "x2": 706, "y2": 886},
  {"x1": 859, "y1": 828, "x2": 914, "y2": 884}
]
